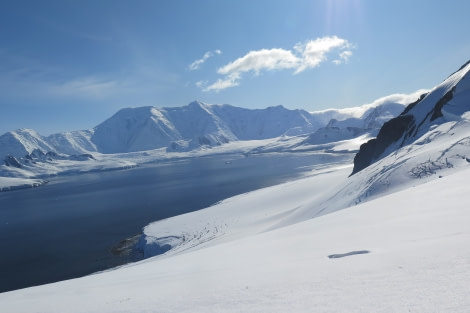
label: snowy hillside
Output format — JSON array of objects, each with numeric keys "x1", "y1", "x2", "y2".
[
  {"x1": 46, "y1": 130, "x2": 97, "y2": 155},
  {"x1": 352, "y1": 60, "x2": 470, "y2": 174}
]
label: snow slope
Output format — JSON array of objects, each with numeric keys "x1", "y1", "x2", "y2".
[
  {"x1": 0, "y1": 129, "x2": 56, "y2": 159},
  {"x1": 46, "y1": 130, "x2": 97, "y2": 155},
  {"x1": 1, "y1": 157, "x2": 469, "y2": 312}
]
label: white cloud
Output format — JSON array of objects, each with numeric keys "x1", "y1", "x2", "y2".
[
  {"x1": 217, "y1": 48, "x2": 299, "y2": 76},
  {"x1": 333, "y1": 50, "x2": 353, "y2": 65},
  {"x1": 315, "y1": 89, "x2": 430, "y2": 118},
  {"x1": 200, "y1": 73, "x2": 241, "y2": 92},
  {"x1": 295, "y1": 36, "x2": 352, "y2": 73},
  {"x1": 200, "y1": 36, "x2": 354, "y2": 92},
  {"x1": 189, "y1": 49, "x2": 222, "y2": 71}
]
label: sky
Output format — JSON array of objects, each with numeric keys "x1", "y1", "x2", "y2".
[{"x1": 1, "y1": 0, "x2": 470, "y2": 135}]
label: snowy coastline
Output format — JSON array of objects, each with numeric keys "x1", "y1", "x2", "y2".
[{"x1": 0, "y1": 177, "x2": 48, "y2": 192}]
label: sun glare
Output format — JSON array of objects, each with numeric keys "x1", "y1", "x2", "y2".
[{"x1": 325, "y1": 0, "x2": 364, "y2": 34}]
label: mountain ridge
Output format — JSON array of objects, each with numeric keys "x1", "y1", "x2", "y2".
[
  {"x1": 352, "y1": 60, "x2": 470, "y2": 175},
  {"x1": 0, "y1": 98, "x2": 413, "y2": 160}
]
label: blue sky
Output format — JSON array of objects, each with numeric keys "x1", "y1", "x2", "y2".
[{"x1": 1, "y1": 0, "x2": 470, "y2": 135}]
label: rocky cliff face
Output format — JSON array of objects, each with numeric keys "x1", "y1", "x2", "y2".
[{"x1": 351, "y1": 114, "x2": 416, "y2": 175}]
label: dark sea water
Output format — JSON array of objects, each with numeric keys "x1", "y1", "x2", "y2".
[{"x1": 0, "y1": 153, "x2": 335, "y2": 292}]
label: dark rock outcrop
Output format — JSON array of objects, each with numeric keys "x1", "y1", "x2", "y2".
[
  {"x1": 351, "y1": 114, "x2": 415, "y2": 175},
  {"x1": 351, "y1": 89, "x2": 446, "y2": 175},
  {"x1": 4, "y1": 155, "x2": 22, "y2": 168},
  {"x1": 351, "y1": 59, "x2": 470, "y2": 176}
]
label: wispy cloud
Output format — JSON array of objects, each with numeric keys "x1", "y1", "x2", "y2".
[
  {"x1": 199, "y1": 36, "x2": 354, "y2": 92},
  {"x1": 333, "y1": 50, "x2": 353, "y2": 65},
  {"x1": 318, "y1": 89, "x2": 430, "y2": 118},
  {"x1": 49, "y1": 76, "x2": 123, "y2": 99},
  {"x1": 189, "y1": 49, "x2": 222, "y2": 71},
  {"x1": 198, "y1": 73, "x2": 241, "y2": 92},
  {"x1": 217, "y1": 49, "x2": 299, "y2": 75}
]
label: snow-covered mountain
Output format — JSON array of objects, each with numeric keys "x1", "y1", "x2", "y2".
[
  {"x1": 89, "y1": 101, "x2": 341, "y2": 154},
  {"x1": 46, "y1": 130, "x2": 97, "y2": 155},
  {"x1": 0, "y1": 98, "x2": 411, "y2": 162},
  {"x1": 0, "y1": 129, "x2": 56, "y2": 160}
]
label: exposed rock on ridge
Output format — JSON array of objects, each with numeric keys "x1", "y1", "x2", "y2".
[{"x1": 351, "y1": 61, "x2": 470, "y2": 175}]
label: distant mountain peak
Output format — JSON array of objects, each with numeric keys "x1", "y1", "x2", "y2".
[
  {"x1": 188, "y1": 100, "x2": 209, "y2": 107},
  {"x1": 0, "y1": 128, "x2": 56, "y2": 159}
]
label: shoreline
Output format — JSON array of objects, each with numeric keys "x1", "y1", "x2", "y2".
[{"x1": 0, "y1": 180, "x2": 48, "y2": 192}]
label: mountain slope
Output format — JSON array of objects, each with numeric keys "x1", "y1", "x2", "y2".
[
  {"x1": 90, "y1": 101, "x2": 322, "y2": 154},
  {"x1": 352, "y1": 60, "x2": 470, "y2": 174},
  {"x1": 210, "y1": 104, "x2": 317, "y2": 139},
  {"x1": 0, "y1": 129, "x2": 56, "y2": 159},
  {"x1": 91, "y1": 106, "x2": 182, "y2": 154},
  {"x1": 47, "y1": 130, "x2": 97, "y2": 155}
]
